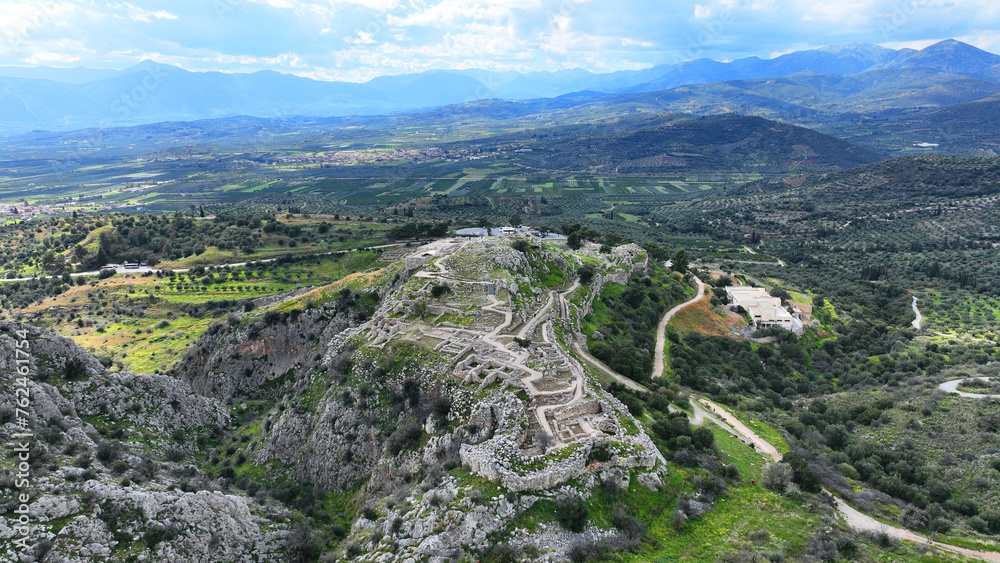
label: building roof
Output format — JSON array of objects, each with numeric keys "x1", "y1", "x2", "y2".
[{"x1": 728, "y1": 286, "x2": 793, "y2": 325}]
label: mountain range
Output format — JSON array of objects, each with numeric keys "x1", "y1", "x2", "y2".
[{"x1": 0, "y1": 39, "x2": 998, "y2": 136}]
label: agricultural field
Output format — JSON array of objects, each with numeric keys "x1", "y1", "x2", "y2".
[{"x1": 11, "y1": 249, "x2": 382, "y2": 372}]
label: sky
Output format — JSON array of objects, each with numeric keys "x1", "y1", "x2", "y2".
[{"x1": 0, "y1": 0, "x2": 998, "y2": 82}]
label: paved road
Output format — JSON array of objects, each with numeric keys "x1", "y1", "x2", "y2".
[
  {"x1": 938, "y1": 377, "x2": 1000, "y2": 399},
  {"x1": 651, "y1": 276, "x2": 706, "y2": 379}
]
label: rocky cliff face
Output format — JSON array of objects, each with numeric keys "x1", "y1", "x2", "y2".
[
  {"x1": 0, "y1": 322, "x2": 290, "y2": 562},
  {"x1": 172, "y1": 307, "x2": 350, "y2": 401}
]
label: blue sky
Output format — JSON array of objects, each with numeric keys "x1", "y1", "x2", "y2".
[{"x1": 0, "y1": 0, "x2": 998, "y2": 82}]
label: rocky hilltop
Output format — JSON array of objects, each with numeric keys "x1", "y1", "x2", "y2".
[{"x1": 2, "y1": 236, "x2": 672, "y2": 562}]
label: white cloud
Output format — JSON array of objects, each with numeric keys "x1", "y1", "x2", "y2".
[
  {"x1": 2, "y1": 0, "x2": 1000, "y2": 86},
  {"x1": 24, "y1": 51, "x2": 82, "y2": 65},
  {"x1": 387, "y1": 0, "x2": 542, "y2": 27},
  {"x1": 109, "y1": 3, "x2": 178, "y2": 23},
  {"x1": 249, "y1": 0, "x2": 402, "y2": 16},
  {"x1": 877, "y1": 38, "x2": 944, "y2": 51},
  {"x1": 954, "y1": 31, "x2": 1000, "y2": 53},
  {"x1": 345, "y1": 30, "x2": 378, "y2": 44},
  {"x1": 622, "y1": 38, "x2": 655, "y2": 48},
  {"x1": 797, "y1": 0, "x2": 872, "y2": 25},
  {"x1": 0, "y1": 1, "x2": 78, "y2": 53}
]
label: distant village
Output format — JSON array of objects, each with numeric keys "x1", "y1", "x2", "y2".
[{"x1": 269, "y1": 143, "x2": 531, "y2": 167}]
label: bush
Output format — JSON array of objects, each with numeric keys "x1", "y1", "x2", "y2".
[
  {"x1": 511, "y1": 239, "x2": 530, "y2": 254},
  {"x1": 484, "y1": 543, "x2": 521, "y2": 563},
  {"x1": 387, "y1": 422, "x2": 423, "y2": 455},
  {"x1": 588, "y1": 443, "x2": 613, "y2": 463},
  {"x1": 555, "y1": 494, "x2": 589, "y2": 532},
  {"x1": 691, "y1": 426, "x2": 715, "y2": 450},
  {"x1": 432, "y1": 396, "x2": 452, "y2": 423},
  {"x1": 762, "y1": 462, "x2": 794, "y2": 493},
  {"x1": 783, "y1": 452, "x2": 822, "y2": 493},
  {"x1": 96, "y1": 442, "x2": 122, "y2": 463},
  {"x1": 142, "y1": 524, "x2": 179, "y2": 549},
  {"x1": 64, "y1": 357, "x2": 88, "y2": 380}
]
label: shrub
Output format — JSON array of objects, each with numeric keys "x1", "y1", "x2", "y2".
[
  {"x1": 96, "y1": 442, "x2": 122, "y2": 463},
  {"x1": 588, "y1": 443, "x2": 613, "y2": 464},
  {"x1": 783, "y1": 452, "x2": 823, "y2": 493},
  {"x1": 762, "y1": 462, "x2": 794, "y2": 493},
  {"x1": 64, "y1": 358, "x2": 88, "y2": 379},
  {"x1": 142, "y1": 524, "x2": 179, "y2": 549},
  {"x1": 691, "y1": 426, "x2": 715, "y2": 450},
  {"x1": 555, "y1": 494, "x2": 589, "y2": 532},
  {"x1": 432, "y1": 396, "x2": 452, "y2": 423},
  {"x1": 387, "y1": 422, "x2": 423, "y2": 455},
  {"x1": 485, "y1": 543, "x2": 521, "y2": 563},
  {"x1": 511, "y1": 239, "x2": 530, "y2": 254}
]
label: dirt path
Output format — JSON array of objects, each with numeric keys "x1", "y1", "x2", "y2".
[
  {"x1": 911, "y1": 296, "x2": 923, "y2": 330},
  {"x1": 832, "y1": 496, "x2": 1000, "y2": 562},
  {"x1": 569, "y1": 340, "x2": 649, "y2": 392},
  {"x1": 697, "y1": 398, "x2": 1000, "y2": 562},
  {"x1": 910, "y1": 296, "x2": 991, "y2": 342},
  {"x1": 518, "y1": 290, "x2": 557, "y2": 339},
  {"x1": 1, "y1": 242, "x2": 414, "y2": 283},
  {"x1": 697, "y1": 398, "x2": 782, "y2": 462},
  {"x1": 651, "y1": 277, "x2": 706, "y2": 379},
  {"x1": 553, "y1": 280, "x2": 649, "y2": 394}
]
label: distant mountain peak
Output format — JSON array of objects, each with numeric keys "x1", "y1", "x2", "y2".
[
  {"x1": 819, "y1": 42, "x2": 894, "y2": 55},
  {"x1": 889, "y1": 39, "x2": 1000, "y2": 74}
]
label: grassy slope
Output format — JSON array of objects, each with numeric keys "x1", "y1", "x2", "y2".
[{"x1": 23, "y1": 252, "x2": 382, "y2": 372}]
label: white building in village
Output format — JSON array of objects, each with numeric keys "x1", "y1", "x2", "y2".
[{"x1": 726, "y1": 286, "x2": 794, "y2": 330}]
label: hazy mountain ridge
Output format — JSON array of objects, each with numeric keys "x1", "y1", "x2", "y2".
[{"x1": 1, "y1": 39, "x2": 998, "y2": 136}]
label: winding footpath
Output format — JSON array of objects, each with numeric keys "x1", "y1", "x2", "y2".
[
  {"x1": 912, "y1": 296, "x2": 923, "y2": 329},
  {"x1": 695, "y1": 398, "x2": 1000, "y2": 562},
  {"x1": 554, "y1": 279, "x2": 651, "y2": 393},
  {"x1": 696, "y1": 398, "x2": 781, "y2": 461},
  {"x1": 551, "y1": 272, "x2": 1000, "y2": 560},
  {"x1": 651, "y1": 276, "x2": 706, "y2": 379}
]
